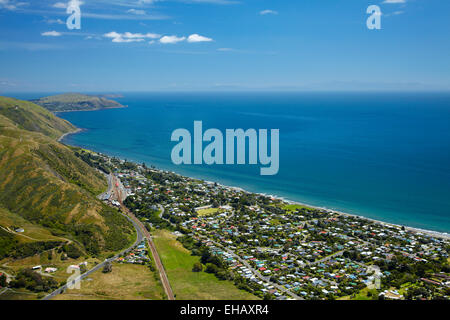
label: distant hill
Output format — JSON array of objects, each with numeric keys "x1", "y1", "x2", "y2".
[
  {"x1": 30, "y1": 93, "x2": 125, "y2": 112},
  {"x1": 0, "y1": 96, "x2": 76, "y2": 139},
  {"x1": 0, "y1": 96, "x2": 134, "y2": 259}
]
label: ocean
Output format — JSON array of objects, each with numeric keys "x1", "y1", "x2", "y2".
[{"x1": 53, "y1": 92, "x2": 450, "y2": 233}]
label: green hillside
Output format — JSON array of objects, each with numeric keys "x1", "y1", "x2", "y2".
[
  {"x1": 0, "y1": 96, "x2": 76, "y2": 139},
  {"x1": 30, "y1": 93, "x2": 125, "y2": 112},
  {"x1": 0, "y1": 97, "x2": 134, "y2": 259}
]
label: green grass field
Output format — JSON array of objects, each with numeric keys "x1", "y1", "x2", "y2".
[
  {"x1": 283, "y1": 204, "x2": 314, "y2": 213},
  {"x1": 338, "y1": 287, "x2": 378, "y2": 300},
  {"x1": 53, "y1": 262, "x2": 165, "y2": 300},
  {"x1": 152, "y1": 230, "x2": 259, "y2": 300},
  {"x1": 0, "y1": 288, "x2": 41, "y2": 300},
  {"x1": 197, "y1": 208, "x2": 220, "y2": 217}
]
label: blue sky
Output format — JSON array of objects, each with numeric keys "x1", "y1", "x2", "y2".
[{"x1": 0, "y1": 0, "x2": 449, "y2": 92}]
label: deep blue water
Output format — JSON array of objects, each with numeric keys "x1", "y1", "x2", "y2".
[{"x1": 52, "y1": 92, "x2": 450, "y2": 233}]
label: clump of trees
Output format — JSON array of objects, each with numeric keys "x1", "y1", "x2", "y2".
[
  {"x1": 9, "y1": 269, "x2": 58, "y2": 292},
  {"x1": 1, "y1": 231, "x2": 63, "y2": 260},
  {"x1": 102, "y1": 262, "x2": 112, "y2": 273},
  {"x1": 74, "y1": 149, "x2": 112, "y2": 174},
  {"x1": 180, "y1": 236, "x2": 235, "y2": 282},
  {"x1": 62, "y1": 243, "x2": 82, "y2": 259},
  {"x1": 0, "y1": 274, "x2": 7, "y2": 288},
  {"x1": 125, "y1": 196, "x2": 173, "y2": 230},
  {"x1": 192, "y1": 262, "x2": 203, "y2": 272}
]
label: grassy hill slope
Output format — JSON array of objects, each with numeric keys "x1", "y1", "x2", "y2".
[
  {"x1": 0, "y1": 97, "x2": 76, "y2": 139},
  {"x1": 30, "y1": 93, "x2": 125, "y2": 112},
  {"x1": 0, "y1": 97, "x2": 134, "y2": 259}
]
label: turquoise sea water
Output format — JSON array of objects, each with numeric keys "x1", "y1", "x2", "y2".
[{"x1": 55, "y1": 92, "x2": 450, "y2": 233}]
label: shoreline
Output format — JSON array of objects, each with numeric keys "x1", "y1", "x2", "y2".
[
  {"x1": 59, "y1": 129, "x2": 450, "y2": 241},
  {"x1": 54, "y1": 105, "x2": 127, "y2": 114},
  {"x1": 57, "y1": 128, "x2": 82, "y2": 142},
  {"x1": 203, "y1": 181, "x2": 450, "y2": 241}
]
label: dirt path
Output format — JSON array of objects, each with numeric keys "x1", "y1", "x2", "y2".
[{"x1": 0, "y1": 225, "x2": 71, "y2": 244}]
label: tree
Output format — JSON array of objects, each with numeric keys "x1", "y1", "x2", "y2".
[
  {"x1": 102, "y1": 262, "x2": 112, "y2": 273},
  {"x1": 192, "y1": 262, "x2": 203, "y2": 272},
  {"x1": 0, "y1": 274, "x2": 6, "y2": 287},
  {"x1": 205, "y1": 263, "x2": 219, "y2": 274},
  {"x1": 263, "y1": 293, "x2": 272, "y2": 300},
  {"x1": 211, "y1": 200, "x2": 219, "y2": 208},
  {"x1": 9, "y1": 269, "x2": 58, "y2": 292}
]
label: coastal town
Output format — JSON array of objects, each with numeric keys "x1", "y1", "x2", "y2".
[{"x1": 85, "y1": 150, "x2": 450, "y2": 300}]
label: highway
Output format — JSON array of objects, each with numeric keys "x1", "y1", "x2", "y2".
[{"x1": 97, "y1": 173, "x2": 114, "y2": 201}]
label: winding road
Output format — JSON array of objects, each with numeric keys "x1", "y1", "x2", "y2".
[{"x1": 42, "y1": 210, "x2": 143, "y2": 300}]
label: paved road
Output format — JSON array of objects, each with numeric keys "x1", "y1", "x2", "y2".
[
  {"x1": 97, "y1": 173, "x2": 114, "y2": 201},
  {"x1": 111, "y1": 175, "x2": 175, "y2": 300},
  {"x1": 42, "y1": 211, "x2": 143, "y2": 300},
  {"x1": 308, "y1": 250, "x2": 345, "y2": 266}
]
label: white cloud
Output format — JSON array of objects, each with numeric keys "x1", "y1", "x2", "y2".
[
  {"x1": 124, "y1": 32, "x2": 159, "y2": 38},
  {"x1": 46, "y1": 18, "x2": 65, "y2": 25},
  {"x1": 41, "y1": 31, "x2": 62, "y2": 37},
  {"x1": 384, "y1": 10, "x2": 405, "y2": 17},
  {"x1": 104, "y1": 31, "x2": 160, "y2": 43},
  {"x1": 53, "y1": 1, "x2": 83, "y2": 9},
  {"x1": 382, "y1": 0, "x2": 406, "y2": 3},
  {"x1": 0, "y1": 0, "x2": 28, "y2": 10},
  {"x1": 187, "y1": 34, "x2": 213, "y2": 43},
  {"x1": 127, "y1": 8, "x2": 146, "y2": 15},
  {"x1": 185, "y1": 0, "x2": 238, "y2": 4},
  {"x1": 52, "y1": 2, "x2": 67, "y2": 8},
  {"x1": 260, "y1": 9, "x2": 278, "y2": 15},
  {"x1": 159, "y1": 35, "x2": 186, "y2": 44},
  {"x1": 102, "y1": 30, "x2": 213, "y2": 46}
]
